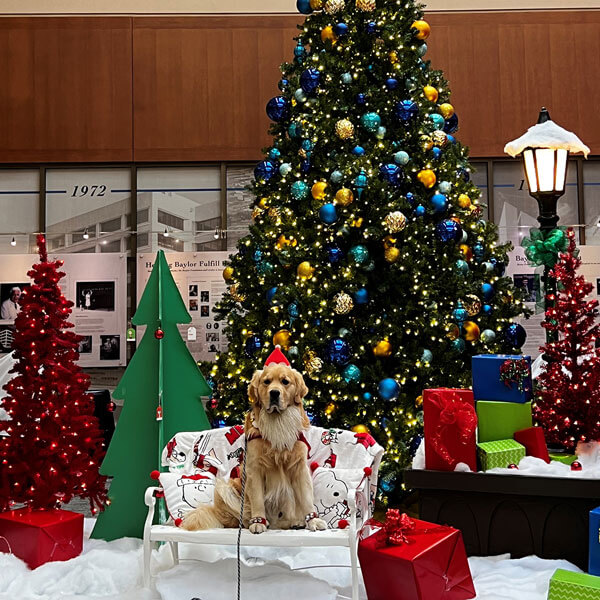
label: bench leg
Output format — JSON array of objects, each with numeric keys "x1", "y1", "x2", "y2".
[
  {"x1": 349, "y1": 538, "x2": 359, "y2": 600},
  {"x1": 143, "y1": 537, "x2": 152, "y2": 588},
  {"x1": 170, "y1": 541, "x2": 179, "y2": 566}
]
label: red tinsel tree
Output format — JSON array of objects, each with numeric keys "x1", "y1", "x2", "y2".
[
  {"x1": 0, "y1": 235, "x2": 107, "y2": 512},
  {"x1": 534, "y1": 228, "x2": 600, "y2": 450}
]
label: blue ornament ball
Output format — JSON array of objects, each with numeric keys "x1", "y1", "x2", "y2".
[
  {"x1": 244, "y1": 335, "x2": 262, "y2": 356},
  {"x1": 353, "y1": 288, "x2": 369, "y2": 304},
  {"x1": 349, "y1": 245, "x2": 370, "y2": 265},
  {"x1": 301, "y1": 159, "x2": 311, "y2": 173},
  {"x1": 269, "y1": 148, "x2": 281, "y2": 160},
  {"x1": 288, "y1": 301, "x2": 299, "y2": 318},
  {"x1": 395, "y1": 100, "x2": 419, "y2": 122},
  {"x1": 326, "y1": 338, "x2": 352, "y2": 365},
  {"x1": 266, "y1": 96, "x2": 290, "y2": 122},
  {"x1": 444, "y1": 113, "x2": 459, "y2": 133},
  {"x1": 343, "y1": 364, "x2": 361, "y2": 383},
  {"x1": 482, "y1": 283, "x2": 495, "y2": 300},
  {"x1": 456, "y1": 259, "x2": 469, "y2": 274},
  {"x1": 266, "y1": 287, "x2": 277, "y2": 303},
  {"x1": 379, "y1": 163, "x2": 403, "y2": 186},
  {"x1": 363, "y1": 392, "x2": 372, "y2": 401},
  {"x1": 288, "y1": 122, "x2": 303, "y2": 138},
  {"x1": 254, "y1": 160, "x2": 277, "y2": 182},
  {"x1": 431, "y1": 193, "x2": 448, "y2": 213},
  {"x1": 291, "y1": 180, "x2": 309, "y2": 201},
  {"x1": 436, "y1": 219, "x2": 462, "y2": 242},
  {"x1": 278, "y1": 79, "x2": 289, "y2": 91},
  {"x1": 452, "y1": 338, "x2": 466, "y2": 353},
  {"x1": 294, "y1": 88, "x2": 307, "y2": 103},
  {"x1": 300, "y1": 68, "x2": 320, "y2": 93},
  {"x1": 415, "y1": 205, "x2": 426, "y2": 217},
  {"x1": 394, "y1": 151, "x2": 410, "y2": 165},
  {"x1": 365, "y1": 21, "x2": 377, "y2": 34},
  {"x1": 326, "y1": 243, "x2": 344, "y2": 264},
  {"x1": 341, "y1": 72, "x2": 353, "y2": 84},
  {"x1": 279, "y1": 162, "x2": 292, "y2": 177},
  {"x1": 421, "y1": 349, "x2": 433, "y2": 363},
  {"x1": 446, "y1": 134, "x2": 456, "y2": 144},
  {"x1": 296, "y1": 0, "x2": 312, "y2": 13},
  {"x1": 430, "y1": 113, "x2": 445, "y2": 130},
  {"x1": 504, "y1": 323, "x2": 527, "y2": 348},
  {"x1": 432, "y1": 147, "x2": 442, "y2": 160},
  {"x1": 330, "y1": 170, "x2": 344, "y2": 184},
  {"x1": 453, "y1": 307, "x2": 468, "y2": 323},
  {"x1": 356, "y1": 93, "x2": 367, "y2": 105},
  {"x1": 438, "y1": 181, "x2": 452, "y2": 194},
  {"x1": 386, "y1": 78, "x2": 399, "y2": 89},
  {"x1": 352, "y1": 145, "x2": 366, "y2": 156},
  {"x1": 361, "y1": 112, "x2": 381, "y2": 132},
  {"x1": 288, "y1": 345, "x2": 299, "y2": 358},
  {"x1": 334, "y1": 22, "x2": 349, "y2": 36},
  {"x1": 378, "y1": 378, "x2": 400, "y2": 401},
  {"x1": 483, "y1": 304, "x2": 492, "y2": 315},
  {"x1": 319, "y1": 203, "x2": 338, "y2": 224},
  {"x1": 406, "y1": 192, "x2": 415, "y2": 205}
]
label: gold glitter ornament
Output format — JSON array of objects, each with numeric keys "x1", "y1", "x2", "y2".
[
  {"x1": 432, "y1": 130, "x2": 448, "y2": 147},
  {"x1": 420, "y1": 135, "x2": 434, "y2": 151},
  {"x1": 324, "y1": 0, "x2": 345, "y2": 13},
  {"x1": 273, "y1": 329, "x2": 292, "y2": 350},
  {"x1": 439, "y1": 103, "x2": 455, "y2": 119},
  {"x1": 335, "y1": 119, "x2": 354, "y2": 139},
  {"x1": 423, "y1": 85, "x2": 439, "y2": 102},
  {"x1": 458, "y1": 194, "x2": 472, "y2": 209},
  {"x1": 310, "y1": 0, "x2": 323, "y2": 7},
  {"x1": 297, "y1": 261, "x2": 315, "y2": 279},
  {"x1": 417, "y1": 169, "x2": 436, "y2": 188},
  {"x1": 446, "y1": 323, "x2": 460, "y2": 340},
  {"x1": 222, "y1": 266, "x2": 234, "y2": 281},
  {"x1": 384, "y1": 246, "x2": 400, "y2": 263},
  {"x1": 335, "y1": 188, "x2": 354, "y2": 206},
  {"x1": 303, "y1": 349, "x2": 323, "y2": 376},
  {"x1": 268, "y1": 207, "x2": 282, "y2": 223},
  {"x1": 373, "y1": 339, "x2": 392, "y2": 357},
  {"x1": 356, "y1": 0, "x2": 376, "y2": 10},
  {"x1": 333, "y1": 292, "x2": 354, "y2": 314},
  {"x1": 352, "y1": 424, "x2": 369, "y2": 434},
  {"x1": 388, "y1": 50, "x2": 399, "y2": 64},
  {"x1": 463, "y1": 321, "x2": 480, "y2": 342},
  {"x1": 229, "y1": 284, "x2": 246, "y2": 302},
  {"x1": 384, "y1": 211, "x2": 407, "y2": 233},
  {"x1": 311, "y1": 181, "x2": 329, "y2": 200},
  {"x1": 463, "y1": 294, "x2": 482, "y2": 316}
]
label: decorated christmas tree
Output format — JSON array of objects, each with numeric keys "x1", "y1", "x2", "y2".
[
  {"x1": 91, "y1": 251, "x2": 211, "y2": 540},
  {"x1": 0, "y1": 235, "x2": 107, "y2": 512},
  {"x1": 535, "y1": 228, "x2": 600, "y2": 451},
  {"x1": 210, "y1": 0, "x2": 526, "y2": 495}
]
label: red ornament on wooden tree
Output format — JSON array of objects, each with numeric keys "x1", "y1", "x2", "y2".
[
  {"x1": 0, "y1": 235, "x2": 107, "y2": 512},
  {"x1": 534, "y1": 228, "x2": 600, "y2": 451}
]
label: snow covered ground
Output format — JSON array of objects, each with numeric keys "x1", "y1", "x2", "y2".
[{"x1": 0, "y1": 519, "x2": 581, "y2": 600}]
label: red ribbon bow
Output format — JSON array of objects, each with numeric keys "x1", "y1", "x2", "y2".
[
  {"x1": 368, "y1": 509, "x2": 415, "y2": 547},
  {"x1": 429, "y1": 392, "x2": 477, "y2": 467}
]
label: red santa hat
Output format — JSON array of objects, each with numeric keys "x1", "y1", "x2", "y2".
[{"x1": 264, "y1": 345, "x2": 291, "y2": 367}]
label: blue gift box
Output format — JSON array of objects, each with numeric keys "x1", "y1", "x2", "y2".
[
  {"x1": 472, "y1": 354, "x2": 532, "y2": 404},
  {"x1": 590, "y1": 507, "x2": 600, "y2": 576}
]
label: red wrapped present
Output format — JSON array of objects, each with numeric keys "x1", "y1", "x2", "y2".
[
  {"x1": 0, "y1": 509, "x2": 83, "y2": 569},
  {"x1": 514, "y1": 426, "x2": 550, "y2": 463},
  {"x1": 358, "y1": 510, "x2": 476, "y2": 600},
  {"x1": 423, "y1": 388, "x2": 477, "y2": 471}
]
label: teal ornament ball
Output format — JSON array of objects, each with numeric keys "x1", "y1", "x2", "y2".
[
  {"x1": 279, "y1": 162, "x2": 292, "y2": 177},
  {"x1": 269, "y1": 148, "x2": 281, "y2": 160},
  {"x1": 378, "y1": 378, "x2": 400, "y2": 401},
  {"x1": 349, "y1": 244, "x2": 370, "y2": 265},
  {"x1": 343, "y1": 364, "x2": 361, "y2": 383},
  {"x1": 453, "y1": 307, "x2": 468, "y2": 323},
  {"x1": 319, "y1": 203, "x2": 338, "y2": 224},
  {"x1": 341, "y1": 72, "x2": 353, "y2": 84},
  {"x1": 482, "y1": 283, "x2": 494, "y2": 300},
  {"x1": 394, "y1": 151, "x2": 410, "y2": 165},
  {"x1": 376, "y1": 126, "x2": 387, "y2": 139},
  {"x1": 431, "y1": 113, "x2": 446, "y2": 130},
  {"x1": 361, "y1": 112, "x2": 382, "y2": 133},
  {"x1": 421, "y1": 349, "x2": 433, "y2": 363},
  {"x1": 288, "y1": 122, "x2": 303, "y2": 138},
  {"x1": 456, "y1": 259, "x2": 469, "y2": 274},
  {"x1": 438, "y1": 181, "x2": 452, "y2": 194},
  {"x1": 294, "y1": 88, "x2": 308, "y2": 103},
  {"x1": 452, "y1": 338, "x2": 466, "y2": 353},
  {"x1": 481, "y1": 329, "x2": 496, "y2": 343},
  {"x1": 331, "y1": 170, "x2": 344, "y2": 184},
  {"x1": 256, "y1": 261, "x2": 273, "y2": 275},
  {"x1": 431, "y1": 193, "x2": 447, "y2": 213},
  {"x1": 483, "y1": 304, "x2": 492, "y2": 315},
  {"x1": 291, "y1": 181, "x2": 309, "y2": 201}
]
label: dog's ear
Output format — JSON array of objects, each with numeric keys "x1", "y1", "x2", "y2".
[
  {"x1": 248, "y1": 370, "x2": 262, "y2": 405},
  {"x1": 292, "y1": 370, "x2": 309, "y2": 405}
]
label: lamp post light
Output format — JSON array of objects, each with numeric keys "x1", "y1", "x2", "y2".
[{"x1": 505, "y1": 107, "x2": 589, "y2": 342}]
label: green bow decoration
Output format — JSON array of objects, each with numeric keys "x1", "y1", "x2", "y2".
[{"x1": 521, "y1": 227, "x2": 569, "y2": 268}]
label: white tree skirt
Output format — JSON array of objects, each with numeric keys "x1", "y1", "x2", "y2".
[{"x1": 0, "y1": 519, "x2": 581, "y2": 600}]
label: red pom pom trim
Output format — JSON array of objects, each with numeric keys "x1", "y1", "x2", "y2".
[
  {"x1": 338, "y1": 519, "x2": 349, "y2": 529},
  {"x1": 363, "y1": 467, "x2": 372, "y2": 477},
  {"x1": 174, "y1": 518, "x2": 183, "y2": 527},
  {"x1": 150, "y1": 470, "x2": 161, "y2": 480},
  {"x1": 310, "y1": 462, "x2": 319, "y2": 472}
]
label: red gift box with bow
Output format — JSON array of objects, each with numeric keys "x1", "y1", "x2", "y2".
[
  {"x1": 358, "y1": 510, "x2": 476, "y2": 600},
  {"x1": 0, "y1": 509, "x2": 83, "y2": 569},
  {"x1": 423, "y1": 388, "x2": 477, "y2": 471}
]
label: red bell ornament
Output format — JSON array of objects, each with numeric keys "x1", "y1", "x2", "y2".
[
  {"x1": 154, "y1": 328, "x2": 164, "y2": 340},
  {"x1": 571, "y1": 460, "x2": 583, "y2": 471}
]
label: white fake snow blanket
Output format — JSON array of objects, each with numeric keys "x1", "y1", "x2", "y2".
[{"x1": 0, "y1": 519, "x2": 582, "y2": 600}]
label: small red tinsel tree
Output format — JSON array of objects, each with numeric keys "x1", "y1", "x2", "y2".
[
  {"x1": 0, "y1": 235, "x2": 107, "y2": 512},
  {"x1": 534, "y1": 228, "x2": 600, "y2": 450}
]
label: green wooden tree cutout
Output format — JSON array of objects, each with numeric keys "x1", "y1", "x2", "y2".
[{"x1": 91, "y1": 250, "x2": 211, "y2": 540}]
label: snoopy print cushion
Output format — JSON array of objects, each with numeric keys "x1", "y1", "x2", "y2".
[
  {"x1": 312, "y1": 467, "x2": 367, "y2": 529},
  {"x1": 158, "y1": 471, "x2": 217, "y2": 524}
]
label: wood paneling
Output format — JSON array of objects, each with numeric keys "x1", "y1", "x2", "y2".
[
  {"x1": 0, "y1": 18, "x2": 132, "y2": 163},
  {"x1": 133, "y1": 16, "x2": 299, "y2": 161}
]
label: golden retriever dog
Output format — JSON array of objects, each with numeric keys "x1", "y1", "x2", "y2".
[{"x1": 182, "y1": 362, "x2": 327, "y2": 534}]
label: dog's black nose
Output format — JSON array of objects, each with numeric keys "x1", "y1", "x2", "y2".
[{"x1": 269, "y1": 389, "x2": 280, "y2": 403}]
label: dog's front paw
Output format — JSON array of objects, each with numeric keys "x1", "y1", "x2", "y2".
[
  {"x1": 307, "y1": 517, "x2": 327, "y2": 531},
  {"x1": 249, "y1": 522, "x2": 268, "y2": 534}
]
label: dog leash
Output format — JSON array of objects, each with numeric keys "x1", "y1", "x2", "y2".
[{"x1": 237, "y1": 433, "x2": 248, "y2": 600}]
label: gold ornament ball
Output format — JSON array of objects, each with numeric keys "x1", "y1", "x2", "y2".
[
  {"x1": 412, "y1": 20, "x2": 431, "y2": 40},
  {"x1": 222, "y1": 266, "x2": 234, "y2": 281},
  {"x1": 439, "y1": 103, "x2": 455, "y2": 119},
  {"x1": 459, "y1": 244, "x2": 473, "y2": 261},
  {"x1": 415, "y1": 395, "x2": 423, "y2": 408},
  {"x1": 312, "y1": 181, "x2": 329, "y2": 200},
  {"x1": 431, "y1": 130, "x2": 447, "y2": 147},
  {"x1": 303, "y1": 349, "x2": 324, "y2": 376},
  {"x1": 335, "y1": 187, "x2": 354, "y2": 206},
  {"x1": 258, "y1": 197, "x2": 268, "y2": 209},
  {"x1": 446, "y1": 323, "x2": 460, "y2": 340},
  {"x1": 273, "y1": 329, "x2": 292, "y2": 350},
  {"x1": 310, "y1": 0, "x2": 323, "y2": 8},
  {"x1": 384, "y1": 211, "x2": 407, "y2": 233},
  {"x1": 335, "y1": 119, "x2": 354, "y2": 139},
  {"x1": 384, "y1": 246, "x2": 400, "y2": 263},
  {"x1": 458, "y1": 194, "x2": 472, "y2": 209},
  {"x1": 423, "y1": 85, "x2": 439, "y2": 102},
  {"x1": 321, "y1": 26, "x2": 337, "y2": 43},
  {"x1": 324, "y1": 0, "x2": 345, "y2": 13},
  {"x1": 297, "y1": 261, "x2": 315, "y2": 279},
  {"x1": 463, "y1": 294, "x2": 482, "y2": 317},
  {"x1": 383, "y1": 235, "x2": 397, "y2": 249},
  {"x1": 389, "y1": 50, "x2": 399, "y2": 64},
  {"x1": 325, "y1": 402, "x2": 337, "y2": 416},
  {"x1": 420, "y1": 135, "x2": 434, "y2": 151},
  {"x1": 356, "y1": 0, "x2": 376, "y2": 11},
  {"x1": 352, "y1": 424, "x2": 370, "y2": 434},
  {"x1": 417, "y1": 169, "x2": 437, "y2": 188},
  {"x1": 333, "y1": 292, "x2": 354, "y2": 315},
  {"x1": 373, "y1": 340, "x2": 393, "y2": 357},
  {"x1": 463, "y1": 321, "x2": 480, "y2": 342}
]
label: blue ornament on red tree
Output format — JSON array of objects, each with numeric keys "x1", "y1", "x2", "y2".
[
  {"x1": 266, "y1": 96, "x2": 290, "y2": 122},
  {"x1": 245, "y1": 335, "x2": 262, "y2": 356},
  {"x1": 326, "y1": 338, "x2": 352, "y2": 365},
  {"x1": 378, "y1": 378, "x2": 400, "y2": 400},
  {"x1": 444, "y1": 113, "x2": 459, "y2": 133},
  {"x1": 254, "y1": 160, "x2": 277, "y2": 182},
  {"x1": 379, "y1": 163, "x2": 404, "y2": 187},
  {"x1": 504, "y1": 323, "x2": 527, "y2": 348},
  {"x1": 300, "y1": 68, "x2": 321, "y2": 93},
  {"x1": 395, "y1": 100, "x2": 418, "y2": 122},
  {"x1": 436, "y1": 219, "x2": 462, "y2": 242}
]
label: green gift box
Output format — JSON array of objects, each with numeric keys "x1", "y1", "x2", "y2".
[
  {"x1": 476, "y1": 400, "x2": 532, "y2": 442},
  {"x1": 548, "y1": 568, "x2": 600, "y2": 599},
  {"x1": 477, "y1": 439, "x2": 525, "y2": 470},
  {"x1": 549, "y1": 453, "x2": 577, "y2": 466}
]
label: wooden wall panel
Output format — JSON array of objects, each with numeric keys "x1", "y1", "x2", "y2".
[
  {"x1": 0, "y1": 18, "x2": 133, "y2": 162},
  {"x1": 133, "y1": 16, "x2": 299, "y2": 161}
]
